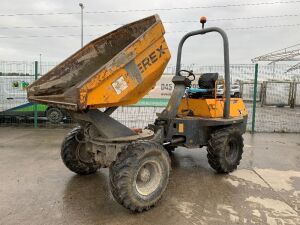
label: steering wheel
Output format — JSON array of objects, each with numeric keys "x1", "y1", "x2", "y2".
[{"x1": 178, "y1": 69, "x2": 195, "y2": 81}]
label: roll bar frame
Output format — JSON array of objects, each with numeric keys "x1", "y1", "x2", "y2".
[{"x1": 175, "y1": 27, "x2": 231, "y2": 118}]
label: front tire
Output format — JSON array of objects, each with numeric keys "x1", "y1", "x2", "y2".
[
  {"x1": 61, "y1": 126, "x2": 99, "y2": 175},
  {"x1": 109, "y1": 141, "x2": 170, "y2": 212},
  {"x1": 207, "y1": 127, "x2": 244, "y2": 173}
]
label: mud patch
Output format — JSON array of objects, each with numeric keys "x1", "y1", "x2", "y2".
[
  {"x1": 225, "y1": 169, "x2": 268, "y2": 188},
  {"x1": 254, "y1": 168, "x2": 300, "y2": 192},
  {"x1": 246, "y1": 196, "x2": 300, "y2": 224},
  {"x1": 176, "y1": 201, "x2": 195, "y2": 219},
  {"x1": 217, "y1": 204, "x2": 239, "y2": 223}
]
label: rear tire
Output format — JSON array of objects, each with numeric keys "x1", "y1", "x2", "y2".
[
  {"x1": 207, "y1": 127, "x2": 243, "y2": 173},
  {"x1": 61, "y1": 126, "x2": 99, "y2": 175},
  {"x1": 109, "y1": 141, "x2": 170, "y2": 212}
]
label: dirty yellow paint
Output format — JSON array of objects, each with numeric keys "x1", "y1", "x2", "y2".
[
  {"x1": 178, "y1": 123, "x2": 184, "y2": 133},
  {"x1": 178, "y1": 98, "x2": 248, "y2": 118},
  {"x1": 80, "y1": 21, "x2": 171, "y2": 109}
]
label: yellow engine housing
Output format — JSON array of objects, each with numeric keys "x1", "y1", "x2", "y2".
[{"x1": 177, "y1": 98, "x2": 248, "y2": 118}]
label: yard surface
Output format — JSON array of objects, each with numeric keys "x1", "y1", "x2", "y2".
[{"x1": 0, "y1": 128, "x2": 299, "y2": 225}]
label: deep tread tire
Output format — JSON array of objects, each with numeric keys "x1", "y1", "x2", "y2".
[
  {"x1": 109, "y1": 141, "x2": 170, "y2": 212},
  {"x1": 207, "y1": 127, "x2": 244, "y2": 173},
  {"x1": 61, "y1": 126, "x2": 99, "y2": 175}
]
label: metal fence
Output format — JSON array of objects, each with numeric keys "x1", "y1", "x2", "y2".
[
  {"x1": 263, "y1": 81, "x2": 293, "y2": 106},
  {"x1": 293, "y1": 82, "x2": 300, "y2": 106},
  {"x1": 0, "y1": 61, "x2": 299, "y2": 132},
  {"x1": 240, "y1": 82, "x2": 262, "y2": 102}
]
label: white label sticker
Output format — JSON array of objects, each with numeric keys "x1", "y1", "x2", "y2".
[{"x1": 112, "y1": 76, "x2": 128, "y2": 95}]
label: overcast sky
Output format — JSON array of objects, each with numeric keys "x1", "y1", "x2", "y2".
[{"x1": 0, "y1": 0, "x2": 299, "y2": 66}]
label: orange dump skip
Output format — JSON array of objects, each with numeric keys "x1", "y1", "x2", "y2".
[{"x1": 27, "y1": 15, "x2": 171, "y2": 111}]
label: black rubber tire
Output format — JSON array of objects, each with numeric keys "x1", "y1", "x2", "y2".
[
  {"x1": 207, "y1": 127, "x2": 244, "y2": 173},
  {"x1": 46, "y1": 107, "x2": 64, "y2": 124},
  {"x1": 61, "y1": 127, "x2": 99, "y2": 175},
  {"x1": 109, "y1": 141, "x2": 170, "y2": 212}
]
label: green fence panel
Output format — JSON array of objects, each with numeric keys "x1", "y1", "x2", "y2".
[
  {"x1": 251, "y1": 64, "x2": 258, "y2": 133},
  {"x1": 34, "y1": 61, "x2": 38, "y2": 128}
]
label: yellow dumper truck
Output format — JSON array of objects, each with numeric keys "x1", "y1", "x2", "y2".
[{"x1": 27, "y1": 15, "x2": 247, "y2": 212}]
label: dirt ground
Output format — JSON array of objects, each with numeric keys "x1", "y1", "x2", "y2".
[{"x1": 0, "y1": 127, "x2": 299, "y2": 225}]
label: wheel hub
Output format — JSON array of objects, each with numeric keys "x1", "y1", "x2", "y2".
[
  {"x1": 76, "y1": 142, "x2": 94, "y2": 163},
  {"x1": 135, "y1": 161, "x2": 162, "y2": 196},
  {"x1": 225, "y1": 139, "x2": 239, "y2": 163},
  {"x1": 138, "y1": 167, "x2": 151, "y2": 183},
  {"x1": 50, "y1": 111, "x2": 59, "y2": 120}
]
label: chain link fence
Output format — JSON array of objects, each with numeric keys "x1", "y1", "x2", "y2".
[{"x1": 0, "y1": 61, "x2": 299, "y2": 132}]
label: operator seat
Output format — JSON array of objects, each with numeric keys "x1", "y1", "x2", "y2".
[{"x1": 186, "y1": 73, "x2": 219, "y2": 98}]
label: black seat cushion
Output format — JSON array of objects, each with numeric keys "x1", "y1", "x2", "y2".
[{"x1": 198, "y1": 73, "x2": 219, "y2": 89}]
